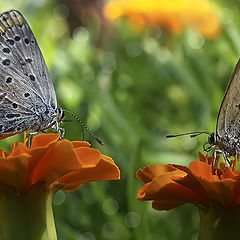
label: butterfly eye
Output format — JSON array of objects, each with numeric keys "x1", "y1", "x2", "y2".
[{"x1": 208, "y1": 133, "x2": 216, "y2": 145}]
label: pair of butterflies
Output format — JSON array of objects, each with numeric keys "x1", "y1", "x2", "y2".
[
  {"x1": 0, "y1": 9, "x2": 102, "y2": 145},
  {"x1": 0, "y1": 9, "x2": 238, "y2": 160}
]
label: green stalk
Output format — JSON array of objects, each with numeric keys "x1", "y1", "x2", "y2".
[{"x1": 0, "y1": 182, "x2": 57, "y2": 240}]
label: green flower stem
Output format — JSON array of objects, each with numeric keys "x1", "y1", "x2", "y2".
[
  {"x1": 0, "y1": 182, "x2": 57, "y2": 240},
  {"x1": 198, "y1": 201, "x2": 240, "y2": 240},
  {"x1": 46, "y1": 188, "x2": 57, "y2": 240}
]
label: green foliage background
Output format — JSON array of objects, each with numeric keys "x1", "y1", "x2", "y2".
[{"x1": 0, "y1": 0, "x2": 239, "y2": 239}]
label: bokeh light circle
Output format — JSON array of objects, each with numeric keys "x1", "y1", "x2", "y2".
[{"x1": 124, "y1": 211, "x2": 141, "y2": 228}]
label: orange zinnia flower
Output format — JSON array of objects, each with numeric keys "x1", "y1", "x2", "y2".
[
  {"x1": 136, "y1": 152, "x2": 240, "y2": 210},
  {"x1": 0, "y1": 133, "x2": 120, "y2": 239},
  {"x1": 104, "y1": 0, "x2": 221, "y2": 39},
  {"x1": 136, "y1": 153, "x2": 240, "y2": 238},
  {"x1": 0, "y1": 133, "x2": 120, "y2": 193}
]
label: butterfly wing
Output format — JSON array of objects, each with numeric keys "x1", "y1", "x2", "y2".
[
  {"x1": 216, "y1": 59, "x2": 240, "y2": 139},
  {"x1": 0, "y1": 9, "x2": 57, "y2": 135}
]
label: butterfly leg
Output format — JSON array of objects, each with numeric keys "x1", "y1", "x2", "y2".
[
  {"x1": 213, "y1": 149, "x2": 221, "y2": 167},
  {"x1": 51, "y1": 121, "x2": 65, "y2": 139},
  {"x1": 213, "y1": 149, "x2": 230, "y2": 168},
  {"x1": 59, "y1": 127, "x2": 65, "y2": 140},
  {"x1": 222, "y1": 151, "x2": 231, "y2": 167}
]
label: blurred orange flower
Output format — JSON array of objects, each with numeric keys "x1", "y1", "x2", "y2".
[
  {"x1": 0, "y1": 133, "x2": 120, "y2": 193},
  {"x1": 104, "y1": 0, "x2": 221, "y2": 39},
  {"x1": 136, "y1": 152, "x2": 240, "y2": 210}
]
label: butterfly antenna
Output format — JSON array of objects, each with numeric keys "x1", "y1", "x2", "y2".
[
  {"x1": 61, "y1": 119, "x2": 73, "y2": 123},
  {"x1": 166, "y1": 131, "x2": 211, "y2": 138},
  {"x1": 63, "y1": 109, "x2": 104, "y2": 146}
]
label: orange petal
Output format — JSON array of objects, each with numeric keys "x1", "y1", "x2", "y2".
[
  {"x1": 30, "y1": 140, "x2": 81, "y2": 186},
  {"x1": 22, "y1": 147, "x2": 53, "y2": 191},
  {"x1": 58, "y1": 156, "x2": 120, "y2": 191},
  {"x1": 204, "y1": 179, "x2": 235, "y2": 206},
  {"x1": 190, "y1": 161, "x2": 236, "y2": 206},
  {"x1": 136, "y1": 164, "x2": 181, "y2": 183},
  {"x1": 137, "y1": 182, "x2": 151, "y2": 199},
  {"x1": 190, "y1": 161, "x2": 214, "y2": 181},
  {"x1": 0, "y1": 154, "x2": 31, "y2": 192},
  {"x1": 198, "y1": 152, "x2": 207, "y2": 163},
  {"x1": 137, "y1": 172, "x2": 207, "y2": 208},
  {"x1": 222, "y1": 167, "x2": 240, "y2": 180},
  {"x1": 74, "y1": 147, "x2": 101, "y2": 167},
  {"x1": 175, "y1": 171, "x2": 208, "y2": 197},
  {"x1": 11, "y1": 143, "x2": 29, "y2": 157},
  {"x1": 31, "y1": 133, "x2": 60, "y2": 148},
  {"x1": 72, "y1": 141, "x2": 91, "y2": 148},
  {"x1": 100, "y1": 154, "x2": 116, "y2": 164}
]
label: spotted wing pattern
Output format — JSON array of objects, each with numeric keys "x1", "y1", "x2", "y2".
[{"x1": 0, "y1": 9, "x2": 57, "y2": 136}]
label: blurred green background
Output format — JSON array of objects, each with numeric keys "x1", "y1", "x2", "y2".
[{"x1": 0, "y1": 0, "x2": 239, "y2": 239}]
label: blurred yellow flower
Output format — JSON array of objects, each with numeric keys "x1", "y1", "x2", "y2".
[{"x1": 104, "y1": 0, "x2": 221, "y2": 39}]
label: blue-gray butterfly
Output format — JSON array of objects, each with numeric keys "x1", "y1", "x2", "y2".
[
  {"x1": 167, "y1": 59, "x2": 240, "y2": 164},
  {"x1": 0, "y1": 9, "x2": 102, "y2": 145}
]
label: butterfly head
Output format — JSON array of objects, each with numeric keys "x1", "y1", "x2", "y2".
[{"x1": 202, "y1": 132, "x2": 217, "y2": 152}]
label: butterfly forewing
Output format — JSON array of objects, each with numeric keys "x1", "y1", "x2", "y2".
[
  {"x1": 0, "y1": 10, "x2": 57, "y2": 106},
  {"x1": 216, "y1": 59, "x2": 240, "y2": 141},
  {"x1": 0, "y1": 9, "x2": 58, "y2": 137}
]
